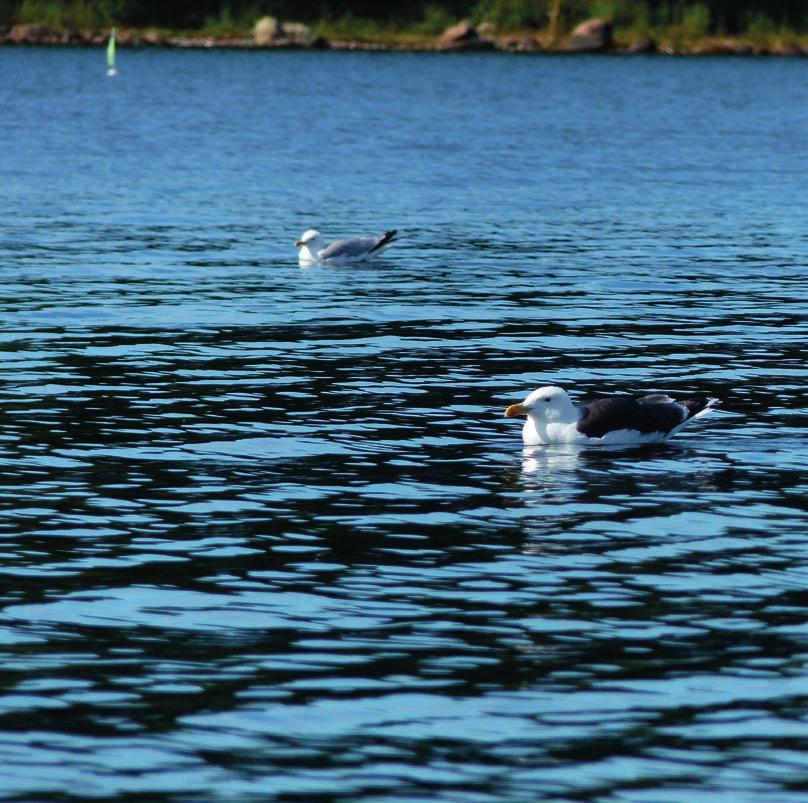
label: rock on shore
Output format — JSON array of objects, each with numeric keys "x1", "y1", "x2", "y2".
[
  {"x1": 438, "y1": 20, "x2": 496, "y2": 51},
  {"x1": 566, "y1": 19, "x2": 613, "y2": 51},
  {"x1": 253, "y1": 16, "x2": 283, "y2": 45},
  {"x1": 692, "y1": 39, "x2": 754, "y2": 55},
  {"x1": 0, "y1": 18, "x2": 805, "y2": 56},
  {"x1": 627, "y1": 36, "x2": 656, "y2": 54},
  {"x1": 252, "y1": 17, "x2": 328, "y2": 48}
]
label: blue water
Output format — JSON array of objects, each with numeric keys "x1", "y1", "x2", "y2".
[{"x1": 0, "y1": 46, "x2": 807, "y2": 801}]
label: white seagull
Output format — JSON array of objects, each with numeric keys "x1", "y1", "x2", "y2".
[
  {"x1": 504, "y1": 386, "x2": 720, "y2": 446},
  {"x1": 295, "y1": 228, "x2": 397, "y2": 266}
]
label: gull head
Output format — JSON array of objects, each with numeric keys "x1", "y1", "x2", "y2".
[
  {"x1": 504, "y1": 386, "x2": 577, "y2": 424},
  {"x1": 295, "y1": 229, "x2": 322, "y2": 249}
]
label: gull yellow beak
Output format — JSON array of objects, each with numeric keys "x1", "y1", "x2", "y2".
[
  {"x1": 504, "y1": 403, "x2": 528, "y2": 418},
  {"x1": 295, "y1": 239, "x2": 304, "y2": 247}
]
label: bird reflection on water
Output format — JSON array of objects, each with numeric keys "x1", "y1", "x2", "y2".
[
  {"x1": 515, "y1": 442, "x2": 679, "y2": 490},
  {"x1": 508, "y1": 441, "x2": 733, "y2": 550},
  {"x1": 520, "y1": 444, "x2": 582, "y2": 479}
]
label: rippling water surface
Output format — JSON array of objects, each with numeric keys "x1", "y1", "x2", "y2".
[{"x1": 0, "y1": 47, "x2": 806, "y2": 801}]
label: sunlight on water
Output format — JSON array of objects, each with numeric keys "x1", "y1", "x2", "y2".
[{"x1": 0, "y1": 47, "x2": 806, "y2": 802}]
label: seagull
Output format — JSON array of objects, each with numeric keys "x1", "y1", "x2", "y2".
[
  {"x1": 504, "y1": 386, "x2": 720, "y2": 446},
  {"x1": 295, "y1": 228, "x2": 397, "y2": 266}
]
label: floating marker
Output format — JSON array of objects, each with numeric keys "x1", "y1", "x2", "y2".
[{"x1": 107, "y1": 28, "x2": 117, "y2": 77}]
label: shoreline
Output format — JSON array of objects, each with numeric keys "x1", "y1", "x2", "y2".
[{"x1": 1, "y1": 24, "x2": 806, "y2": 57}]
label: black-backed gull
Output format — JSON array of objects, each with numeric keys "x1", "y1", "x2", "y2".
[
  {"x1": 504, "y1": 386, "x2": 720, "y2": 445},
  {"x1": 295, "y1": 229, "x2": 397, "y2": 266}
]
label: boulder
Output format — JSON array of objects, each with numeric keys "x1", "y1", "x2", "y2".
[
  {"x1": 283, "y1": 21, "x2": 314, "y2": 46},
  {"x1": 306, "y1": 35, "x2": 330, "y2": 50},
  {"x1": 438, "y1": 19, "x2": 495, "y2": 51},
  {"x1": 60, "y1": 29, "x2": 84, "y2": 45},
  {"x1": 773, "y1": 43, "x2": 803, "y2": 57},
  {"x1": 142, "y1": 29, "x2": 166, "y2": 46},
  {"x1": 692, "y1": 39, "x2": 753, "y2": 55},
  {"x1": 116, "y1": 29, "x2": 145, "y2": 46},
  {"x1": 502, "y1": 35, "x2": 541, "y2": 52},
  {"x1": 627, "y1": 36, "x2": 656, "y2": 54},
  {"x1": 439, "y1": 19, "x2": 476, "y2": 47},
  {"x1": 254, "y1": 16, "x2": 283, "y2": 45},
  {"x1": 566, "y1": 18, "x2": 612, "y2": 52},
  {"x1": 10, "y1": 23, "x2": 56, "y2": 43}
]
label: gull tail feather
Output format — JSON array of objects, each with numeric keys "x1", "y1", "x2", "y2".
[
  {"x1": 666, "y1": 397, "x2": 721, "y2": 439},
  {"x1": 679, "y1": 396, "x2": 721, "y2": 423},
  {"x1": 690, "y1": 397, "x2": 721, "y2": 420},
  {"x1": 370, "y1": 229, "x2": 397, "y2": 253}
]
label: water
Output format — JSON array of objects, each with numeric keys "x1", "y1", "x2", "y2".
[{"x1": 0, "y1": 47, "x2": 806, "y2": 801}]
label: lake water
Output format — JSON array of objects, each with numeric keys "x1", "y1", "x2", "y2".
[{"x1": 0, "y1": 46, "x2": 806, "y2": 801}]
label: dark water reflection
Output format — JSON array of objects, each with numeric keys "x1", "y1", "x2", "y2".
[{"x1": 0, "y1": 48, "x2": 807, "y2": 801}]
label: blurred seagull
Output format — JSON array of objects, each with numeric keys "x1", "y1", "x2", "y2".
[
  {"x1": 504, "y1": 386, "x2": 720, "y2": 446},
  {"x1": 295, "y1": 228, "x2": 397, "y2": 266}
]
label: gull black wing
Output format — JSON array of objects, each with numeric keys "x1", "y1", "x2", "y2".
[{"x1": 576, "y1": 396, "x2": 686, "y2": 438}]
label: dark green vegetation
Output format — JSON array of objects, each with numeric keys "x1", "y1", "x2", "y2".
[{"x1": 0, "y1": 0, "x2": 805, "y2": 45}]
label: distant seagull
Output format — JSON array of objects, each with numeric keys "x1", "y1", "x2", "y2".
[
  {"x1": 504, "y1": 386, "x2": 720, "y2": 446},
  {"x1": 295, "y1": 228, "x2": 397, "y2": 266}
]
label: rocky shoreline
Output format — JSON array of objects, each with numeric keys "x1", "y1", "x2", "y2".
[{"x1": 1, "y1": 18, "x2": 806, "y2": 57}]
